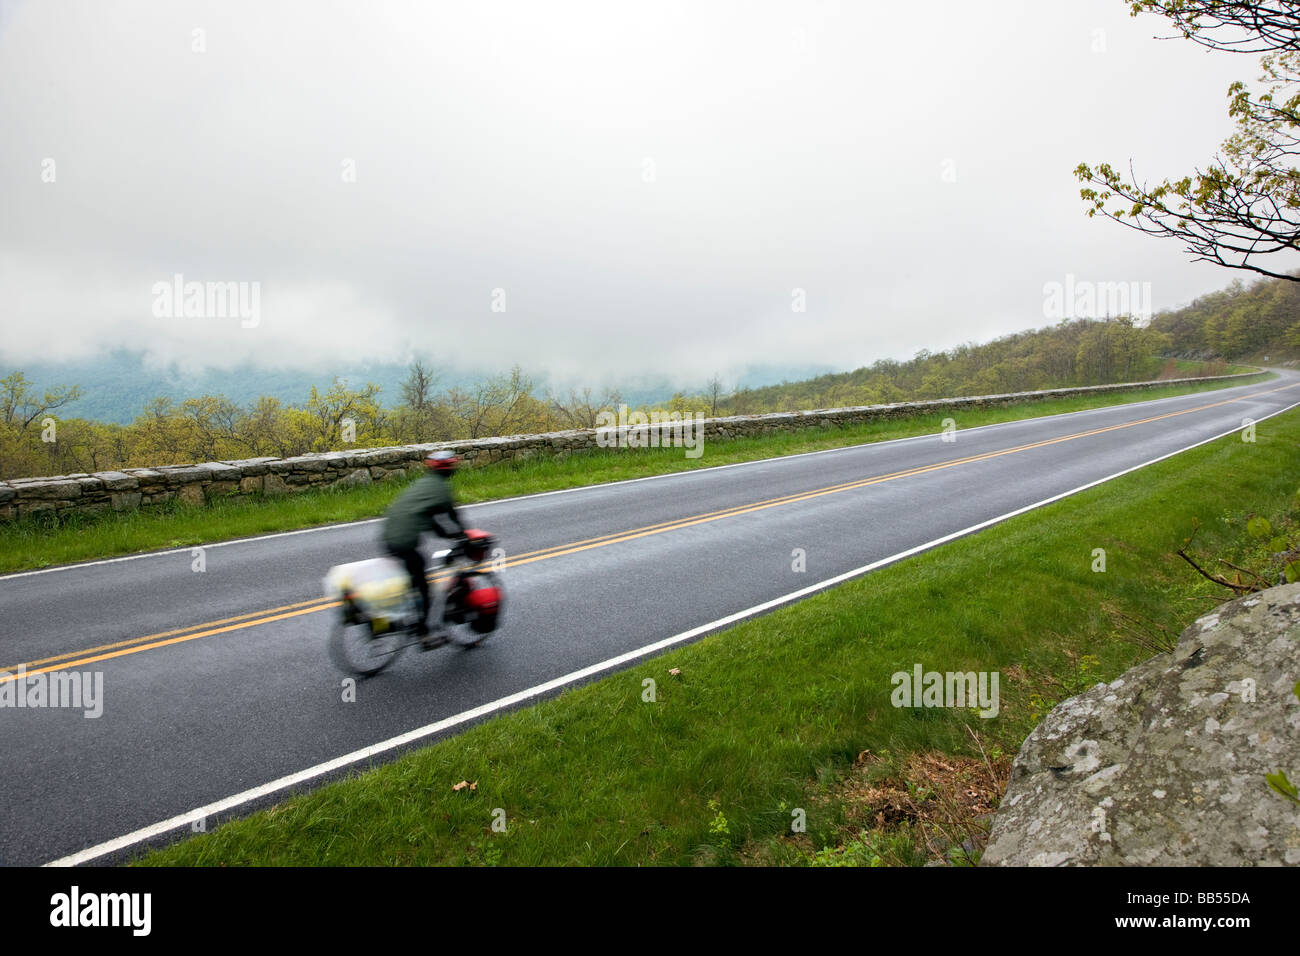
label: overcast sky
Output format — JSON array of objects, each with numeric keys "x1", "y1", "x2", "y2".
[{"x1": 0, "y1": 0, "x2": 1267, "y2": 389}]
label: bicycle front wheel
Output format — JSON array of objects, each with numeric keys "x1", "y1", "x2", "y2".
[{"x1": 329, "y1": 619, "x2": 406, "y2": 676}]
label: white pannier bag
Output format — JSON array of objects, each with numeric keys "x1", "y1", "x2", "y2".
[{"x1": 323, "y1": 557, "x2": 416, "y2": 626}]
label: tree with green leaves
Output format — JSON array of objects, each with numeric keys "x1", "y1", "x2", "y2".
[
  {"x1": 1076, "y1": 3, "x2": 1300, "y2": 280},
  {"x1": 0, "y1": 371, "x2": 82, "y2": 440},
  {"x1": 445, "y1": 365, "x2": 547, "y2": 438},
  {"x1": 0, "y1": 371, "x2": 84, "y2": 476},
  {"x1": 302, "y1": 378, "x2": 385, "y2": 451}
]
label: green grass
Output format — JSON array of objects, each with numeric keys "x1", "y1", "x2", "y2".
[
  {"x1": 1170, "y1": 359, "x2": 1256, "y2": 375},
  {"x1": 137, "y1": 394, "x2": 1300, "y2": 866},
  {"x1": 0, "y1": 375, "x2": 1269, "y2": 574}
]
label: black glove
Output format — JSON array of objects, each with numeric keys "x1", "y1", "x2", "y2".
[{"x1": 449, "y1": 532, "x2": 469, "y2": 561}]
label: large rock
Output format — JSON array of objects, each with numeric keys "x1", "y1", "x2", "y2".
[
  {"x1": 983, "y1": 583, "x2": 1300, "y2": 866},
  {"x1": 221, "y1": 457, "x2": 278, "y2": 476},
  {"x1": 95, "y1": 471, "x2": 139, "y2": 491},
  {"x1": 110, "y1": 491, "x2": 142, "y2": 511},
  {"x1": 334, "y1": 468, "x2": 372, "y2": 488},
  {"x1": 13, "y1": 479, "x2": 82, "y2": 500}
]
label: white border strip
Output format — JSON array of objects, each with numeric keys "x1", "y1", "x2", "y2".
[
  {"x1": 2, "y1": 374, "x2": 1281, "y2": 582},
  {"x1": 42, "y1": 395, "x2": 1300, "y2": 867}
]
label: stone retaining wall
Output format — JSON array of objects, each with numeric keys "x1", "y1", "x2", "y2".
[{"x1": 0, "y1": 372, "x2": 1263, "y2": 522}]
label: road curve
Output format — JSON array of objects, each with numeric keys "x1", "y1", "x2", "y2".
[{"x1": 2, "y1": 372, "x2": 1298, "y2": 866}]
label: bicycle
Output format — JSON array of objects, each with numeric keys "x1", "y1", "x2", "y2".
[{"x1": 323, "y1": 529, "x2": 504, "y2": 677}]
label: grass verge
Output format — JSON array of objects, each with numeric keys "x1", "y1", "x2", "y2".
[
  {"x1": 137, "y1": 399, "x2": 1300, "y2": 866},
  {"x1": 0, "y1": 375, "x2": 1270, "y2": 574}
]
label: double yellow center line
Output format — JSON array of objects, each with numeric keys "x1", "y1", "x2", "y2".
[{"x1": 4, "y1": 380, "x2": 1295, "y2": 682}]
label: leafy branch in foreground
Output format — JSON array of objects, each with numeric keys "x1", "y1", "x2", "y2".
[
  {"x1": 1266, "y1": 682, "x2": 1300, "y2": 806},
  {"x1": 1177, "y1": 509, "x2": 1300, "y2": 594},
  {"x1": 1078, "y1": 5, "x2": 1300, "y2": 279},
  {"x1": 1130, "y1": 1, "x2": 1300, "y2": 55}
]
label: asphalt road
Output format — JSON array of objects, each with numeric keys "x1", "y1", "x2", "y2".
[{"x1": 3, "y1": 373, "x2": 1299, "y2": 866}]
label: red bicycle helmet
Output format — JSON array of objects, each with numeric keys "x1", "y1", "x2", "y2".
[{"x1": 425, "y1": 450, "x2": 461, "y2": 475}]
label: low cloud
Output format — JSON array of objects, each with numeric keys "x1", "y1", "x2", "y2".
[{"x1": 0, "y1": 0, "x2": 1252, "y2": 389}]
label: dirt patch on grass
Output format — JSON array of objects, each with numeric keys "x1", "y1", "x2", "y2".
[
  {"x1": 838, "y1": 749, "x2": 1009, "y2": 861},
  {"x1": 744, "y1": 741, "x2": 1011, "y2": 866}
]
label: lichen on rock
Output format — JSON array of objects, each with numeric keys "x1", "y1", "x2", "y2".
[{"x1": 982, "y1": 583, "x2": 1300, "y2": 866}]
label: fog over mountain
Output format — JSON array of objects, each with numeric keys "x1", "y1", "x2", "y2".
[
  {"x1": 0, "y1": 0, "x2": 1258, "y2": 393},
  {"x1": 10, "y1": 350, "x2": 836, "y2": 424}
]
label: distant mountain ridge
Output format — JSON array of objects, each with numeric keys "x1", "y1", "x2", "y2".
[{"x1": 0, "y1": 349, "x2": 837, "y2": 424}]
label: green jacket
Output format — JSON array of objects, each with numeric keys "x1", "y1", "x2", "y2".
[{"x1": 382, "y1": 471, "x2": 463, "y2": 551}]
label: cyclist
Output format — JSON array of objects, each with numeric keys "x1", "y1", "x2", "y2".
[{"x1": 381, "y1": 449, "x2": 467, "y2": 644}]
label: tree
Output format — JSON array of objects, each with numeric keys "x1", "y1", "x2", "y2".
[
  {"x1": 1076, "y1": 4, "x2": 1300, "y2": 280},
  {"x1": 243, "y1": 396, "x2": 294, "y2": 457},
  {"x1": 1127, "y1": 2, "x2": 1300, "y2": 54},
  {"x1": 445, "y1": 365, "x2": 541, "y2": 438},
  {"x1": 400, "y1": 360, "x2": 438, "y2": 415},
  {"x1": 0, "y1": 371, "x2": 82, "y2": 439},
  {"x1": 1074, "y1": 317, "x2": 1169, "y2": 383},
  {"x1": 396, "y1": 359, "x2": 452, "y2": 442},
  {"x1": 58, "y1": 419, "x2": 130, "y2": 475},
  {"x1": 705, "y1": 374, "x2": 727, "y2": 417},
  {"x1": 179, "y1": 395, "x2": 248, "y2": 461},
  {"x1": 132, "y1": 396, "x2": 185, "y2": 462},
  {"x1": 302, "y1": 378, "x2": 384, "y2": 451},
  {"x1": 548, "y1": 386, "x2": 622, "y2": 430}
]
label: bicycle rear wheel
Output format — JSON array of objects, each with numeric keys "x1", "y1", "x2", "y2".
[{"x1": 329, "y1": 618, "x2": 407, "y2": 676}]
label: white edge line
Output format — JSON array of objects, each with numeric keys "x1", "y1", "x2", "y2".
[
  {"x1": 3, "y1": 373, "x2": 1284, "y2": 583},
  {"x1": 42, "y1": 395, "x2": 1300, "y2": 868}
]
